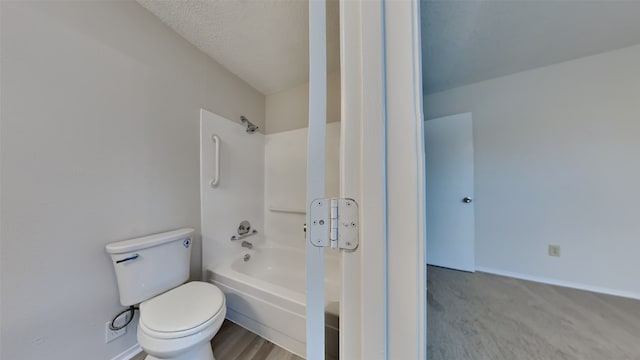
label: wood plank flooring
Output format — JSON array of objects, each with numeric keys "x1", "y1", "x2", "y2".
[
  {"x1": 427, "y1": 265, "x2": 640, "y2": 360},
  {"x1": 212, "y1": 321, "x2": 303, "y2": 360},
  {"x1": 133, "y1": 320, "x2": 302, "y2": 360},
  {"x1": 133, "y1": 267, "x2": 640, "y2": 360}
]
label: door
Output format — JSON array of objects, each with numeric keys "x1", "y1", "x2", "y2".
[
  {"x1": 306, "y1": 1, "x2": 327, "y2": 359},
  {"x1": 425, "y1": 113, "x2": 475, "y2": 272}
]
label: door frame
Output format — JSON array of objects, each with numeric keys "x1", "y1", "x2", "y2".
[
  {"x1": 339, "y1": 1, "x2": 426, "y2": 359},
  {"x1": 305, "y1": 0, "x2": 327, "y2": 359}
]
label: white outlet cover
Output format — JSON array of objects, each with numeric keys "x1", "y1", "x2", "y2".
[
  {"x1": 105, "y1": 321, "x2": 126, "y2": 343},
  {"x1": 548, "y1": 245, "x2": 561, "y2": 257}
]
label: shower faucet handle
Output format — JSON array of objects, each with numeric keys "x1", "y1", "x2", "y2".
[
  {"x1": 231, "y1": 220, "x2": 258, "y2": 241},
  {"x1": 237, "y1": 220, "x2": 252, "y2": 235}
]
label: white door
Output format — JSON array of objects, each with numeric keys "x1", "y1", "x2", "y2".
[
  {"x1": 306, "y1": 1, "x2": 327, "y2": 359},
  {"x1": 425, "y1": 113, "x2": 475, "y2": 272}
]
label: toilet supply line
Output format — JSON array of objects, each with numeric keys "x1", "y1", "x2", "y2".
[{"x1": 109, "y1": 305, "x2": 138, "y2": 331}]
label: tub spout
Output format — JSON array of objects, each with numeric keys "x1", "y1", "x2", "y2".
[{"x1": 241, "y1": 241, "x2": 253, "y2": 249}]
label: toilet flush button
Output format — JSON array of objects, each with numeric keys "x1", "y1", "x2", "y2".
[{"x1": 183, "y1": 239, "x2": 191, "y2": 248}]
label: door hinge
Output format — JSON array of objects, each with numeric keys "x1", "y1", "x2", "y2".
[{"x1": 308, "y1": 198, "x2": 359, "y2": 251}]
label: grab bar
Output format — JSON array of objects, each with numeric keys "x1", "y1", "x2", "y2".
[{"x1": 210, "y1": 134, "x2": 220, "y2": 187}]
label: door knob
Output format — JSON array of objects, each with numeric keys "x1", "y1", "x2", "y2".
[{"x1": 462, "y1": 197, "x2": 472, "y2": 203}]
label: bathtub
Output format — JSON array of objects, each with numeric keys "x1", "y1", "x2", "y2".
[{"x1": 206, "y1": 246, "x2": 340, "y2": 358}]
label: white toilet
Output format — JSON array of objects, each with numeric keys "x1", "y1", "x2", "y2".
[{"x1": 106, "y1": 228, "x2": 226, "y2": 360}]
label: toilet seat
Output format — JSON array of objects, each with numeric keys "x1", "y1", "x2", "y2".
[{"x1": 139, "y1": 281, "x2": 225, "y2": 340}]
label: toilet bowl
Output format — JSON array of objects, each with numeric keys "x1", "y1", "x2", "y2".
[
  {"x1": 138, "y1": 281, "x2": 226, "y2": 360},
  {"x1": 106, "y1": 229, "x2": 227, "y2": 360}
]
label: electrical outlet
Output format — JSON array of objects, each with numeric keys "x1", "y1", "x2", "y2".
[
  {"x1": 105, "y1": 320, "x2": 126, "y2": 343},
  {"x1": 548, "y1": 245, "x2": 561, "y2": 257}
]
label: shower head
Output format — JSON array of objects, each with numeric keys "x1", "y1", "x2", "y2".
[{"x1": 240, "y1": 116, "x2": 259, "y2": 134}]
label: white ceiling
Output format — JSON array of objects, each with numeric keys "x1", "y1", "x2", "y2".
[
  {"x1": 137, "y1": 0, "x2": 340, "y2": 95},
  {"x1": 422, "y1": 0, "x2": 640, "y2": 94},
  {"x1": 138, "y1": 1, "x2": 640, "y2": 96}
]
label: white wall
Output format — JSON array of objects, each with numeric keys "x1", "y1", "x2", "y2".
[
  {"x1": 200, "y1": 109, "x2": 265, "y2": 271},
  {"x1": 0, "y1": 2, "x2": 264, "y2": 359},
  {"x1": 265, "y1": 72, "x2": 341, "y2": 134},
  {"x1": 263, "y1": 123, "x2": 341, "y2": 251},
  {"x1": 424, "y1": 44, "x2": 640, "y2": 298}
]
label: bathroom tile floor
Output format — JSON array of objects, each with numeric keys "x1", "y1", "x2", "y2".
[
  {"x1": 427, "y1": 265, "x2": 640, "y2": 360},
  {"x1": 133, "y1": 320, "x2": 303, "y2": 360}
]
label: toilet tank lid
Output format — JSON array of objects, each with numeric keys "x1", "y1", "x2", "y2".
[{"x1": 106, "y1": 228, "x2": 194, "y2": 254}]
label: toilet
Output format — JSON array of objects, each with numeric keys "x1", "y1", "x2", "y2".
[{"x1": 106, "y1": 228, "x2": 226, "y2": 360}]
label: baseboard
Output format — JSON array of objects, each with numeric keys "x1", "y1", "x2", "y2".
[
  {"x1": 475, "y1": 266, "x2": 640, "y2": 300},
  {"x1": 111, "y1": 343, "x2": 143, "y2": 360}
]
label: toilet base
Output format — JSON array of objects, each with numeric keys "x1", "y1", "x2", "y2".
[{"x1": 144, "y1": 342, "x2": 214, "y2": 360}]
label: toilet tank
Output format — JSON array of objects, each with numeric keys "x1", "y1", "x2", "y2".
[{"x1": 106, "y1": 228, "x2": 194, "y2": 306}]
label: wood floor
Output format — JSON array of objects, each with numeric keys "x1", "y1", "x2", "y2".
[
  {"x1": 133, "y1": 320, "x2": 302, "y2": 360},
  {"x1": 134, "y1": 267, "x2": 640, "y2": 360},
  {"x1": 427, "y1": 265, "x2": 640, "y2": 360}
]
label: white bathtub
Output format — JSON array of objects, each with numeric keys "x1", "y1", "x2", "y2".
[{"x1": 206, "y1": 246, "x2": 340, "y2": 358}]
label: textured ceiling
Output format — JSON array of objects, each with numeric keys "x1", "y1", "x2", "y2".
[
  {"x1": 422, "y1": 0, "x2": 640, "y2": 94},
  {"x1": 137, "y1": 0, "x2": 340, "y2": 95}
]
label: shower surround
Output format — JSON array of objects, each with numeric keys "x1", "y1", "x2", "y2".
[{"x1": 200, "y1": 109, "x2": 341, "y2": 357}]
